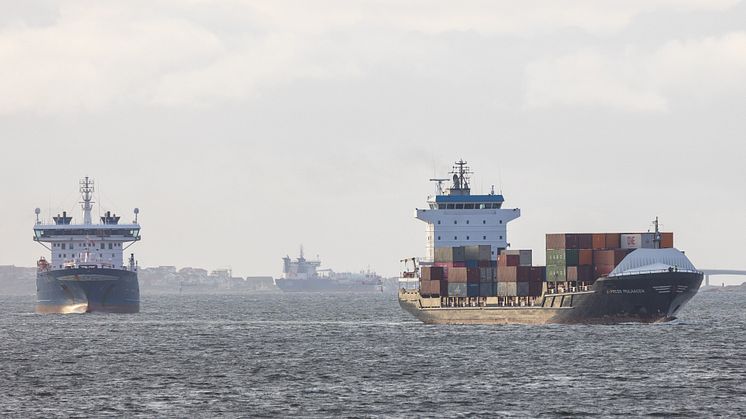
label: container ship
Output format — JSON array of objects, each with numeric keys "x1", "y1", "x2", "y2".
[
  {"x1": 398, "y1": 160, "x2": 703, "y2": 324},
  {"x1": 275, "y1": 246, "x2": 383, "y2": 293},
  {"x1": 33, "y1": 178, "x2": 142, "y2": 313}
]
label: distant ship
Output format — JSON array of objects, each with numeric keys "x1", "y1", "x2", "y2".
[
  {"x1": 398, "y1": 160, "x2": 703, "y2": 324},
  {"x1": 275, "y1": 246, "x2": 383, "y2": 293},
  {"x1": 33, "y1": 177, "x2": 142, "y2": 313}
]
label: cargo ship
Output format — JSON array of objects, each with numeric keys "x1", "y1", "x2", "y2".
[
  {"x1": 398, "y1": 160, "x2": 703, "y2": 324},
  {"x1": 33, "y1": 178, "x2": 142, "y2": 313},
  {"x1": 275, "y1": 246, "x2": 383, "y2": 293}
]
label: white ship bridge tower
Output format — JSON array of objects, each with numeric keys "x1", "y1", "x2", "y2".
[
  {"x1": 416, "y1": 160, "x2": 521, "y2": 261},
  {"x1": 33, "y1": 177, "x2": 141, "y2": 271}
]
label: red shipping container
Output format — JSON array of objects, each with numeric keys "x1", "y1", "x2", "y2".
[
  {"x1": 577, "y1": 234, "x2": 593, "y2": 249},
  {"x1": 578, "y1": 249, "x2": 593, "y2": 266},
  {"x1": 499, "y1": 254, "x2": 520, "y2": 267}
]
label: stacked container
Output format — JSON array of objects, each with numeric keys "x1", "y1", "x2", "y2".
[
  {"x1": 545, "y1": 232, "x2": 675, "y2": 283},
  {"x1": 422, "y1": 245, "x2": 495, "y2": 297},
  {"x1": 497, "y1": 250, "x2": 545, "y2": 297}
]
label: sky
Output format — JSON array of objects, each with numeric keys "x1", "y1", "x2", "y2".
[{"x1": 1, "y1": 1, "x2": 745, "y2": 283}]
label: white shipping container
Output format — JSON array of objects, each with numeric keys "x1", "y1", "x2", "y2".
[{"x1": 621, "y1": 234, "x2": 642, "y2": 249}]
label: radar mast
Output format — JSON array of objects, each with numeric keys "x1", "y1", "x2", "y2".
[{"x1": 80, "y1": 177, "x2": 95, "y2": 225}]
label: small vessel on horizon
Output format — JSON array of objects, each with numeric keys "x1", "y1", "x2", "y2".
[
  {"x1": 275, "y1": 246, "x2": 383, "y2": 293},
  {"x1": 33, "y1": 177, "x2": 142, "y2": 313}
]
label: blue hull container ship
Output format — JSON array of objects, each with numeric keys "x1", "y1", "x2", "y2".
[{"x1": 33, "y1": 178, "x2": 142, "y2": 313}]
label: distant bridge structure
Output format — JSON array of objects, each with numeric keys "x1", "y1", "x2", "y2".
[{"x1": 701, "y1": 269, "x2": 746, "y2": 286}]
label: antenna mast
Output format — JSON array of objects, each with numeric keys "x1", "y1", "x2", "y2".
[
  {"x1": 80, "y1": 177, "x2": 95, "y2": 225},
  {"x1": 653, "y1": 217, "x2": 661, "y2": 249}
]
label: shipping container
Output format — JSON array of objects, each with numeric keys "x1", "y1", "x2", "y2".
[
  {"x1": 448, "y1": 267, "x2": 480, "y2": 283},
  {"x1": 531, "y1": 266, "x2": 546, "y2": 282},
  {"x1": 661, "y1": 232, "x2": 674, "y2": 249},
  {"x1": 420, "y1": 266, "x2": 445, "y2": 281},
  {"x1": 479, "y1": 267, "x2": 496, "y2": 282},
  {"x1": 577, "y1": 234, "x2": 593, "y2": 249},
  {"x1": 467, "y1": 283, "x2": 480, "y2": 297},
  {"x1": 621, "y1": 234, "x2": 652, "y2": 249},
  {"x1": 546, "y1": 249, "x2": 580, "y2": 266},
  {"x1": 528, "y1": 281, "x2": 544, "y2": 296},
  {"x1": 546, "y1": 233, "x2": 580, "y2": 250},
  {"x1": 497, "y1": 266, "x2": 534, "y2": 282},
  {"x1": 516, "y1": 281, "x2": 529, "y2": 296},
  {"x1": 592, "y1": 249, "x2": 632, "y2": 266},
  {"x1": 419, "y1": 279, "x2": 447, "y2": 296},
  {"x1": 499, "y1": 254, "x2": 521, "y2": 267},
  {"x1": 497, "y1": 281, "x2": 517, "y2": 297},
  {"x1": 566, "y1": 266, "x2": 578, "y2": 282},
  {"x1": 465, "y1": 260, "x2": 479, "y2": 268},
  {"x1": 578, "y1": 249, "x2": 593, "y2": 266},
  {"x1": 464, "y1": 245, "x2": 492, "y2": 262},
  {"x1": 577, "y1": 265, "x2": 594, "y2": 282},
  {"x1": 605, "y1": 233, "x2": 621, "y2": 249},
  {"x1": 447, "y1": 282, "x2": 467, "y2": 297},
  {"x1": 546, "y1": 265, "x2": 567, "y2": 282},
  {"x1": 502, "y1": 249, "x2": 533, "y2": 266},
  {"x1": 592, "y1": 233, "x2": 607, "y2": 250},
  {"x1": 434, "y1": 246, "x2": 466, "y2": 263},
  {"x1": 479, "y1": 282, "x2": 496, "y2": 296}
]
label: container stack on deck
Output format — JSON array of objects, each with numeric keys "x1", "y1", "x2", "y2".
[
  {"x1": 420, "y1": 245, "x2": 496, "y2": 298},
  {"x1": 496, "y1": 250, "x2": 545, "y2": 297},
  {"x1": 418, "y1": 231, "x2": 673, "y2": 299},
  {"x1": 545, "y1": 232, "x2": 674, "y2": 285}
]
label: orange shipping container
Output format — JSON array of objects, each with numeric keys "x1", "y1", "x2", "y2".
[
  {"x1": 605, "y1": 233, "x2": 621, "y2": 249},
  {"x1": 661, "y1": 232, "x2": 674, "y2": 248},
  {"x1": 592, "y1": 234, "x2": 606, "y2": 250}
]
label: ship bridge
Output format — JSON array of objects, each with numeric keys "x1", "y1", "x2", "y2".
[
  {"x1": 416, "y1": 160, "x2": 521, "y2": 261},
  {"x1": 33, "y1": 177, "x2": 141, "y2": 271}
]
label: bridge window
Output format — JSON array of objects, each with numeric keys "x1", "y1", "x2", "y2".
[
  {"x1": 466, "y1": 236, "x2": 470, "y2": 240},
  {"x1": 109, "y1": 243, "x2": 113, "y2": 250},
  {"x1": 446, "y1": 204, "x2": 455, "y2": 209},
  {"x1": 454, "y1": 236, "x2": 457, "y2": 240},
  {"x1": 454, "y1": 220, "x2": 457, "y2": 224},
  {"x1": 101, "y1": 243, "x2": 105, "y2": 249},
  {"x1": 437, "y1": 220, "x2": 441, "y2": 225},
  {"x1": 466, "y1": 220, "x2": 469, "y2": 224},
  {"x1": 465, "y1": 204, "x2": 474, "y2": 209},
  {"x1": 437, "y1": 236, "x2": 441, "y2": 240},
  {"x1": 483, "y1": 236, "x2": 486, "y2": 240},
  {"x1": 61, "y1": 243, "x2": 66, "y2": 250}
]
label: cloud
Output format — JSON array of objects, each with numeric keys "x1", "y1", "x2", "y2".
[
  {"x1": 0, "y1": 0, "x2": 741, "y2": 114},
  {"x1": 524, "y1": 32, "x2": 746, "y2": 112}
]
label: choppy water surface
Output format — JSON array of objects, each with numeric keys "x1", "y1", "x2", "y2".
[{"x1": 1, "y1": 290, "x2": 745, "y2": 417}]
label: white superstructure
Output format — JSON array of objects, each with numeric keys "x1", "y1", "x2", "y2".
[
  {"x1": 33, "y1": 177, "x2": 141, "y2": 271},
  {"x1": 415, "y1": 160, "x2": 521, "y2": 261}
]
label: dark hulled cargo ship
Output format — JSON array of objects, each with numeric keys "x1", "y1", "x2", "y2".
[
  {"x1": 33, "y1": 178, "x2": 142, "y2": 313},
  {"x1": 275, "y1": 246, "x2": 383, "y2": 293},
  {"x1": 398, "y1": 160, "x2": 703, "y2": 324}
]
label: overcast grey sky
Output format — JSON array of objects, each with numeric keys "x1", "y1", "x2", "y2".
[{"x1": 1, "y1": 1, "x2": 745, "y2": 282}]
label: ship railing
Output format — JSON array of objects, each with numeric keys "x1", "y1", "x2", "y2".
[{"x1": 609, "y1": 268, "x2": 702, "y2": 278}]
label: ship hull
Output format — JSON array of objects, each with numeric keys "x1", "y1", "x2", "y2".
[
  {"x1": 399, "y1": 271, "x2": 703, "y2": 325},
  {"x1": 36, "y1": 268, "x2": 140, "y2": 314},
  {"x1": 275, "y1": 278, "x2": 382, "y2": 293}
]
